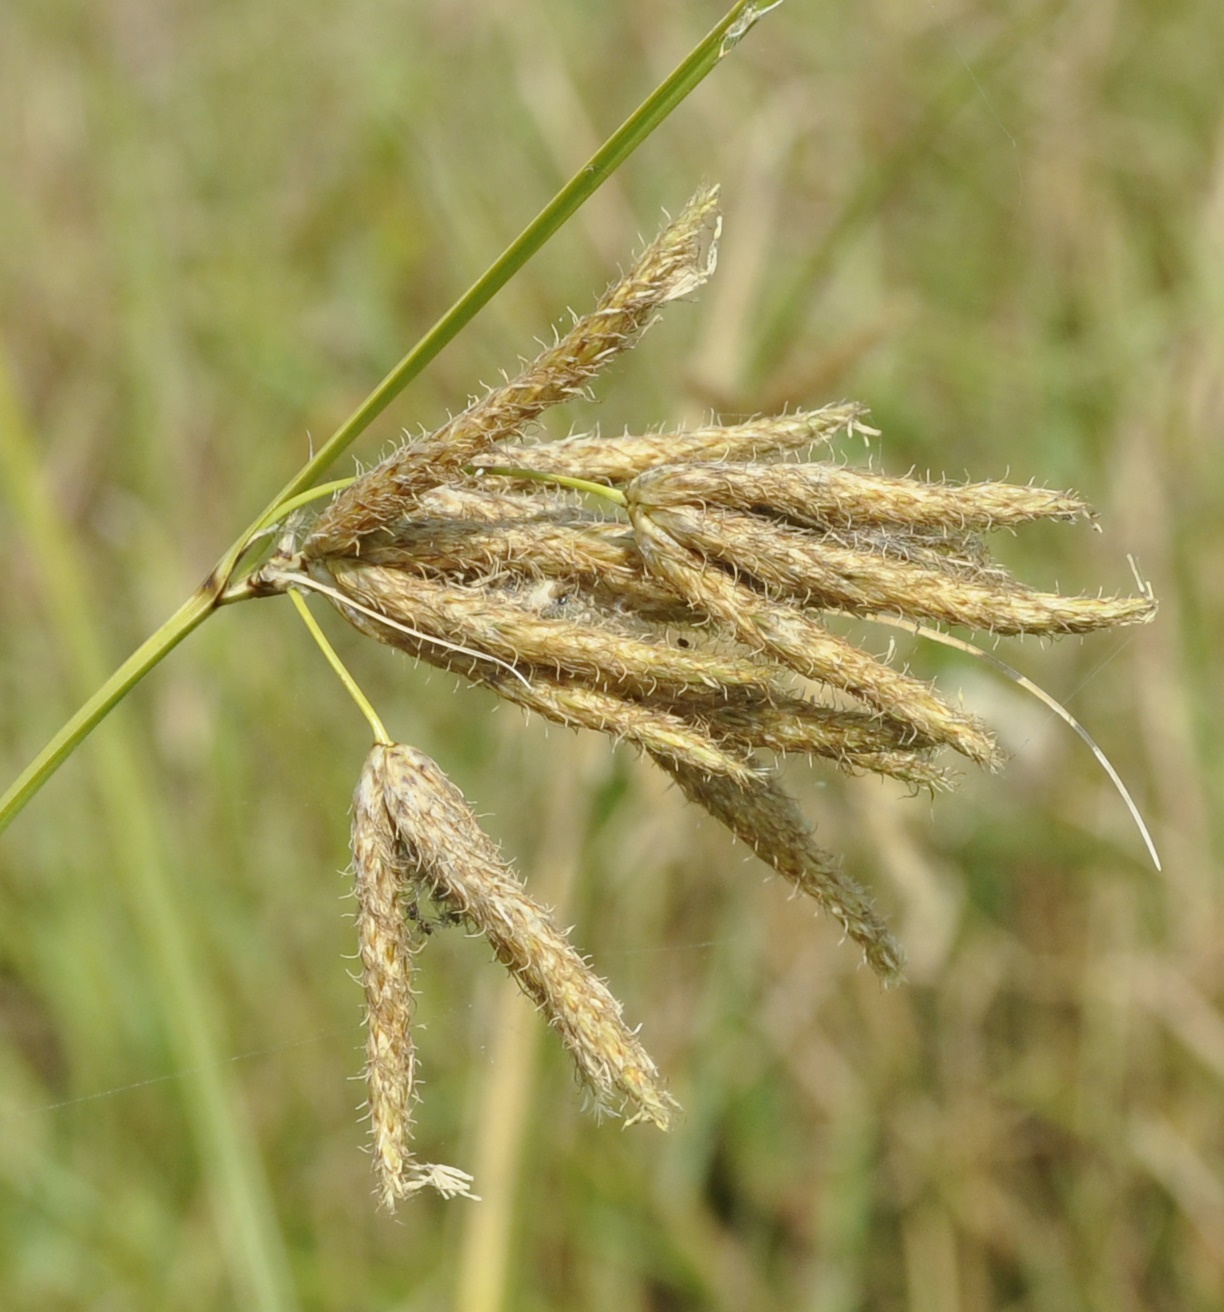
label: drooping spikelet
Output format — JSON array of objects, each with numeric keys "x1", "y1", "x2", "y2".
[
  {"x1": 351, "y1": 749, "x2": 477, "y2": 1206},
  {"x1": 652, "y1": 753, "x2": 905, "y2": 982},
  {"x1": 374, "y1": 743, "x2": 677, "y2": 1131}
]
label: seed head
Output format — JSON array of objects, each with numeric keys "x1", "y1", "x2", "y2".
[{"x1": 260, "y1": 190, "x2": 1157, "y2": 1198}]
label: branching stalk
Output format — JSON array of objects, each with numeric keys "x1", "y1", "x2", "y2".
[{"x1": 287, "y1": 590, "x2": 391, "y2": 746}]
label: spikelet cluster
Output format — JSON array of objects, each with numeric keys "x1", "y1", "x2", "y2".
[
  {"x1": 352, "y1": 743, "x2": 675, "y2": 1206},
  {"x1": 253, "y1": 189, "x2": 1156, "y2": 1201}
]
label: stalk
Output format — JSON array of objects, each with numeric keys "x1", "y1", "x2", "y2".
[{"x1": 0, "y1": 588, "x2": 216, "y2": 835}]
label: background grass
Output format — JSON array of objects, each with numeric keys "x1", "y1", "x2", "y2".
[{"x1": 2, "y1": 0, "x2": 1222, "y2": 1308}]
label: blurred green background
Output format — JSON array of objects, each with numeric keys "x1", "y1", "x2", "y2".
[{"x1": 1, "y1": 1, "x2": 1221, "y2": 1308}]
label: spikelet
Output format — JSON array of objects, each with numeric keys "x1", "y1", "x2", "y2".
[
  {"x1": 351, "y1": 749, "x2": 477, "y2": 1206},
  {"x1": 627, "y1": 460, "x2": 1092, "y2": 531},
  {"x1": 375, "y1": 743, "x2": 677, "y2": 1130},
  {"x1": 317, "y1": 557, "x2": 785, "y2": 707},
  {"x1": 653, "y1": 753, "x2": 905, "y2": 983},
  {"x1": 478, "y1": 403, "x2": 870, "y2": 483},
  {"x1": 698, "y1": 698, "x2": 951, "y2": 788},
  {"x1": 632, "y1": 492, "x2": 1152, "y2": 636},
  {"x1": 626, "y1": 498, "x2": 1003, "y2": 768},
  {"x1": 306, "y1": 185, "x2": 722, "y2": 558}
]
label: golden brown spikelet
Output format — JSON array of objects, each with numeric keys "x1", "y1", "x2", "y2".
[
  {"x1": 625, "y1": 498, "x2": 1003, "y2": 768},
  {"x1": 652, "y1": 753, "x2": 906, "y2": 982},
  {"x1": 478, "y1": 403, "x2": 870, "y2": 483},
  {"x1": 627, "y1": 461, "x2": 1092, "y2": 531},
  {"x1": 375, "y1": 743, "x2": 677, "y2": 1130},
  {"x1": 698, "y1": 697, "x2": 951, "y2": 788},
  {"x1": 475, "y1": 674, "x2": 767, "y2": 787},
  {"x1": 314, "y1": 557, "x2": 787, "y2": 708},
  {"x1": 351, "y1": 749, "x2": 477, "y2": 1206},
  {"x1": 639, "y1": 499, "x2": 1155, "y2": 636},
  {"x1": 305, "y1": 185, "x2": 722, "y2": 558}
]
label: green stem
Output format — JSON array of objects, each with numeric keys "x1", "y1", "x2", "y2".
[
  {"x1": 0, "y1": 0, "x2": 780, "y2": 836},
  {"x1": 251, "y1": 478, "x2": 357, "y2": 537},
  {"x1": 287, "y1": 589, "x2": 390, "y2": 745},
  {"x1": 469, "y1": 465, "x2": 628, "y2": 507},
  {"x1": 0, "y1": 587, "x2": 216, "y2": 835}
]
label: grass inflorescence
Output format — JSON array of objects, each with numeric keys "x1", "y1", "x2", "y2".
[{"x1": 252, "y1": 191, "x2": 1155, "y2": 1203}]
